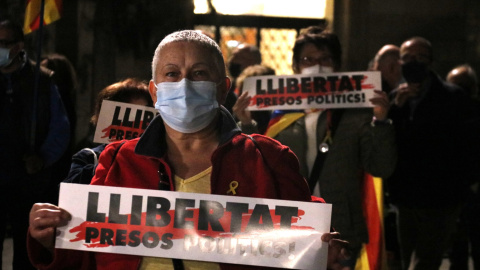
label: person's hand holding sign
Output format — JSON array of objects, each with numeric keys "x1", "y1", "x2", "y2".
[
  {"x1": 369, "y1": 89, "x2": 391, "y2": 121},
  {"x1": 29, "y1": 203, "x2": 71, "y2": 254},
  {"x1": 232, "y1": 91, "x2": 253, "y2": 125},
  {"x1": 322, "y1": 232, "x2": 351, "y2": 270}
]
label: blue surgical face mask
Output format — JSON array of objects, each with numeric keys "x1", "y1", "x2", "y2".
[
  {"x1": 155, "y1": 78, "x2": 219, "y2": 133},
  {"x1": 0, "y1": 47, "x2": 12, "y2": 67}
]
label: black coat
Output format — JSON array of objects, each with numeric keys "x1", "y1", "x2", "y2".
[{"x1": 387, "y1": 71, "x2": 478, "y2": 207}]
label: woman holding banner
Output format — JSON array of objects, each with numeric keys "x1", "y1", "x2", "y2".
[
  {"x1": 28, "y1": 30, "x2": 350, "y2": 270},
  {"x1": 63, "y1": 78, "x2": 153, "y2": 185},
  {"x1": 264, "y1": 26, "x2": 396, "y2": 267}
]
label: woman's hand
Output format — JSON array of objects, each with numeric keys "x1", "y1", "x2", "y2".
[
  {"x1": 369, "y1": 90, "x2": 391, "y2": 121},
  {"x1": 29, "y1": 203, "x2": 71, "y2": 253},
  {"x1": 232, "y1": 92, "x2": 252, "y2": 124},
  {"x1": 322, "y1": 232, "x2": 351, "y2": 270}
]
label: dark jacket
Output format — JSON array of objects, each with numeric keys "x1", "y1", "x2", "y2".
[
  {"x1": 387, "y1": 71, "x2": 476, "y2": 207},
  {"x1": 273, "y1": 108, "x2": 396, "y2": 250},
  {"x1": 63, "y1": 144, "x2": 106, "y2": 184},
  {"x1": 0, "y1": 58, "x2": 70, "y2": 183}
]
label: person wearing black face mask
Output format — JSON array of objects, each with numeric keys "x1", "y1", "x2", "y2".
[{"x1": 386, "y1": 37, "x2": 478, "y2": 270}]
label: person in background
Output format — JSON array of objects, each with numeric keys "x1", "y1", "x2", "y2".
[
  {"x1": 370, "y1": 44, "x2": 403, "y2": 265},
  {"x1": 372, "y1": 44, "x2": 402, "y2": 94},
  {"x1": 0, "y1": 19, "x2": 70, "y2": 270},
  {"x1": 40, "y1": 53, "x2": 78, "y2": 204},
  {"x1": 447, "y1": 64, "x2": 479, "y2": 99},
  {"x1": 41, "y1": 53, "x2": 77, "y2": 144},
  {"x1": 266, "y1": 25, "x2": 396, "y2": 268},
  {"x1": 63, "y1": 78, "x2": 153, "y2": 185},
  {"x1": 232, "y1": 64, "x2": 275, "y2": 134},
  {"x1": 28, "y1": 29, "x2": 350, "y2": 270},
  {"x1": 224, "y1": 43, "x2": 262, "y2": 114},
  {"x1": 446, "y1": 64, "x2": 480, "y2": 270},
  {"x1": 387, "y1": 37, "x2": 476, "y2": 270},
  {"x1": 227, "y1": 43, "x2": 262, "y2": 85}
]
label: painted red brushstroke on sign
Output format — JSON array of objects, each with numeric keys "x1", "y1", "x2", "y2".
[
  {"x1": 250, "y1": 76, "x2": 374, "y2": 108},
  {"x1": 69, "y1": 208, "x2": 313, "y2": 248},
  {"x1": 101, "y1": 121, "x2": 145, "y2": 142}
]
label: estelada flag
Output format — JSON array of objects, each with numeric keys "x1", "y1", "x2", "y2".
[
  {"x1": 23, "y1": 0, "x2": 62, "y2": 34},
  {"x1": 355, "y1": 173, "x2": 387, "y2": 270},
  {"x1": 264, "y1": 110, "x2": 305, "y2": 138}
]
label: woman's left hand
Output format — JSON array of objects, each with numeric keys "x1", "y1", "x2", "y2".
[
  {"x1": 369, "y1": 90, "x2": 390, "y2": 121},
  {"x1": 322, "y1": 232, "x2": 351, "y2": 270}
]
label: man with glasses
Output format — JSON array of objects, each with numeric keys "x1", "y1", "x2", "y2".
[{"x1": 0, "y1": 19, "x2": 69, "y2": 270}]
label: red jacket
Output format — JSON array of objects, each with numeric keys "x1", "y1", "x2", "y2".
[{"x1": 28, "y1": 108, "x2": 321, "y2": 270}]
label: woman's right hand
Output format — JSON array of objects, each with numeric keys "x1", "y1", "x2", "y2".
[
  {"x1": 29, "y1": 203, "x2": 72, "y2": 252},
  {"x1": 232, "y1": 92, "x2": 252, "y2": 124}
]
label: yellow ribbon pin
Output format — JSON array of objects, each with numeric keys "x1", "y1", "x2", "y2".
[{"x1": 227, "y1": 181, "x2": 239, "y2": 195}]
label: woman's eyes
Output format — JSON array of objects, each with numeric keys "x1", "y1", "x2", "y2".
[
  {"x1": 193, "y1": 70, "x2": 209, "y2": 77},
  {"x1": 162, "y1": 69, "x2": 211, "y2": 80},
  {"x1": 165, "y1": 71, "x2": 178, "y2": 77}
]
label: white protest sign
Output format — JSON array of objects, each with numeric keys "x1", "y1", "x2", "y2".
[
  {"x1": 93, "y1": 100, "x2": 158, "y2": 144},
  {"x1": 57, "y1": 183, "x2": 332, "y2": 270},
  {"x1": 243, "y1": 71, "x2": 382, "y2": 110}
]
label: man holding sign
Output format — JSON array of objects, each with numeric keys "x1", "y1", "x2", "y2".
[{"x1": 28, "y1": 30, "x2": 349, "y2": 270}]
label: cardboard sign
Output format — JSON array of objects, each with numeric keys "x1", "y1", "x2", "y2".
[
  {"x1": 243, "y1": 71, "x2": 382, "y2": 110},
  {"x1": 57, "y1": 183, "x2": 332, "y2": 270},
  {"x1": 93, "y1": 100, "x2": 158, "y2": 144}
]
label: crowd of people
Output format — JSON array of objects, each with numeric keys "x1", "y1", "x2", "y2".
[
  {"x1": 0, "y1": 16, "x2": 479, "y2": 270},
  {"x1": 230, "y1": 27, "x2": 480, "y2": 269}
]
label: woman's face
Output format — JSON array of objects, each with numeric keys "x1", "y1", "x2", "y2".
[
  {"x1": 149, "y1": 41, "x2": 229, "y2": 105},
  {"x1": 295, "y1": 43, "x2": 334, "y2": 74}
]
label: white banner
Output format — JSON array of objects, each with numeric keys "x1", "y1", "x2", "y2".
[
  {"x1": 243, "y1": 71, "x2": 382, "y2": 110},
  {"x1": 57, "y1": 183, "x2": 332, "y2": 270},
  {"x1": 93, "y1": 100, "x2": 158, "y2": 144}
]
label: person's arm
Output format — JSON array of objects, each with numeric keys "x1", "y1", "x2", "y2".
[
  {"x1": 360, "y1": 90, "x2": 397, "y2": 178},
  {"x1": 39, "y1": 83, "x2": 71, "y2": 167},
  {"x1": 358, "y1": 112, "x2": 397, "y2": 178},
  {"x1": 63, "y1": 145, "x2": 105, "y2": 184}
]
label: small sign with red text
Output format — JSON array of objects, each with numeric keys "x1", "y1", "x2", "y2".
[
  {"x1": 242, "y1": 71, "x2": 382, "y2": 110},
  {"x1": 93, "y1": 100, "x2": 158, "y2": 144},
  {"x1": 56, "y1": 183, "x2": 332, "y2": 270}
]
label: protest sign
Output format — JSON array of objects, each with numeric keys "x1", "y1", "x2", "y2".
[
  {"x1": 57, "y1": 183, "x2": 332, "y2": 270},
  {"x1": 93, "y1": 100, "x2": 158, "y2": 144},
  {"x1": 243, "y1": 71, "x2": 382, "y2": 110}
]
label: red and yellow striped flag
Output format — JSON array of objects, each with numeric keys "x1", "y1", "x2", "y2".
[
  {"x1": 264, "y1": 111, "x2": 305, "y2": 138},
  {"x1": 355, "y1": 173, "x2": 387, "y2": 270},
  {"x1": 23, "y1": 0, "x2": 62, "y2": 34}
]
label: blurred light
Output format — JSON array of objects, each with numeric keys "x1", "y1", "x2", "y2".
[
  {"x1": 195, "y1": 0, "x2": 326, "y2": 19},
  {"x1": 194, "y1": 0, "x2": 209, "y2": 14},
  {"x1": 226, "y1": 40, "x2": 240, "y2": 48}
]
